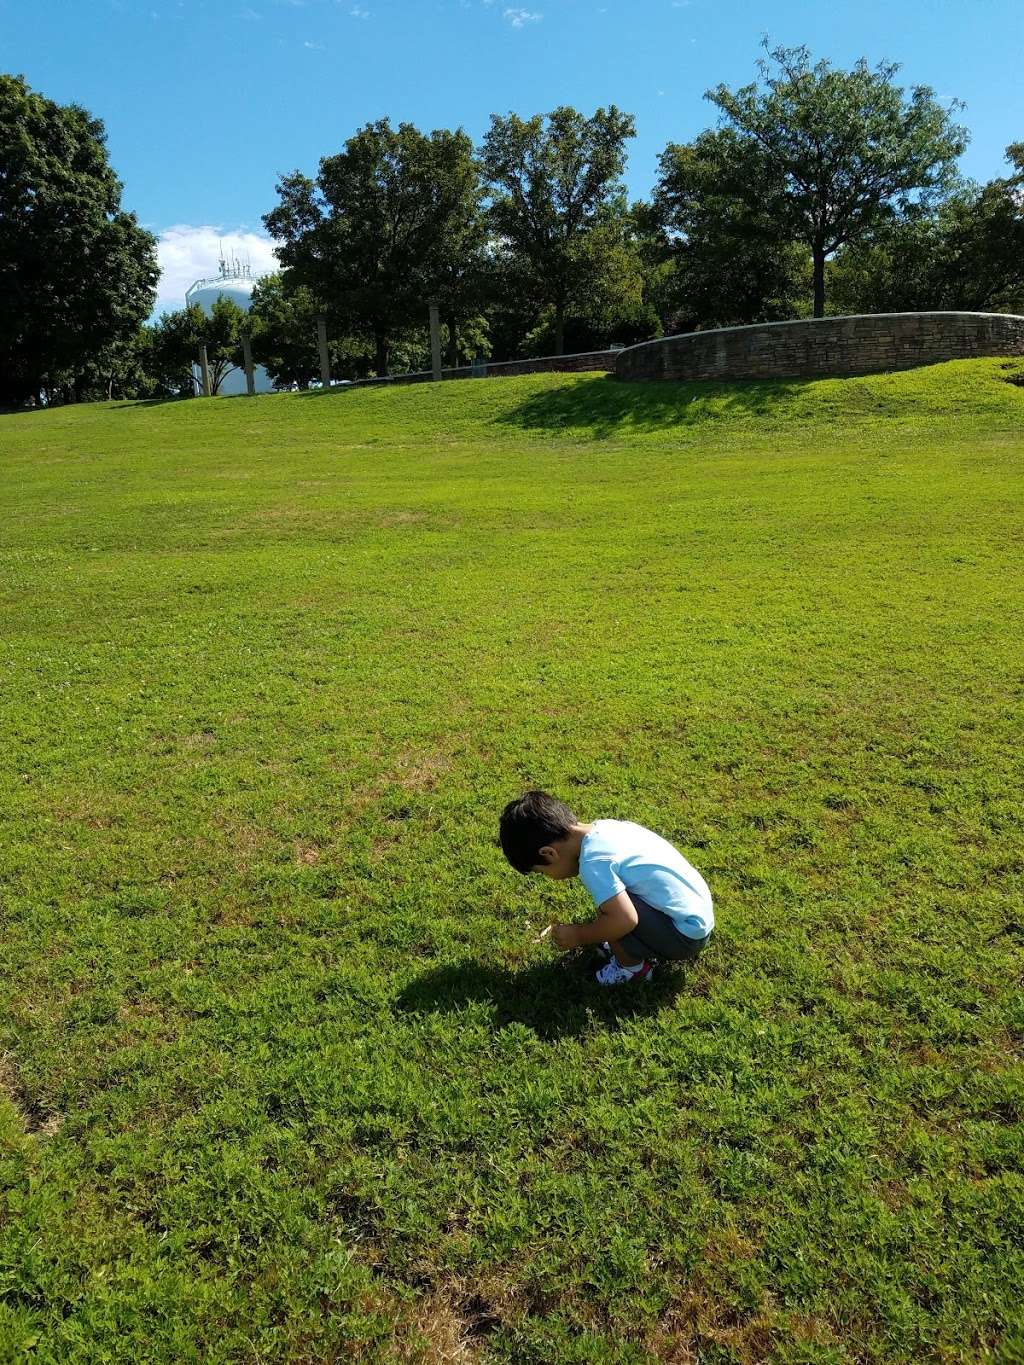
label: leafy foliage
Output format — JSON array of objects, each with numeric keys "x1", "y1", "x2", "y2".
[
  {"x1": 830, "y1": 143, "x2": 1024, "y2": 315},
  {"x1": 660, "y1": 43, "x2": 969, "y2": 319},
  {"x1": 655, "y1": 131, "x2": 810, "y2": 330},
  {"x1": 264, "y1": 119, "x2": 484, "y2": 375},
  {"x1": 145, "y1": 305, "x2": 204, "y2": 398},
  {"x1": 482, "y1": 107, "x2": 642, "y2": 354},
  {"x1": 0, "y1": 74, "x2": 157, "y2": 407}
]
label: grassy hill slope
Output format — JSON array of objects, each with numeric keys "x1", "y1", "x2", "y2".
[{"x1": 2, "y1": 362, "x2": 1023, "y2": 1363}]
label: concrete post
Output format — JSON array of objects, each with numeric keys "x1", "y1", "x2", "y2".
[
  {"x1": 429, "y1": 300, "x2": 442, "y2": 381},
  {"x1": 241, "y1": 333, "x2": 256, "y2": 396},
  {"x1": 198, "y1": 344, "x2": 212, "y2": 397},
  {"x1": 317, "y1": 315, "x2": 330, "y2": 389}
]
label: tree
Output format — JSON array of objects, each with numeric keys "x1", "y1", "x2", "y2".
[
  {"x1": 147, "y1": 306, "x2": 203, "y2": 398},
  {"x1": 0, "y1": 74, "x2": 158, "y2": 407},
  {"x1": 481, "y1": 106, "x2": 639, "y2": 354},
  {"x1": 146, "y1": 299, "x2": 248, "y2": 396},
  {"x1": 264, "y1": 119, "x2": 484, "y2": 375},
  {"x1": 829, "y1": 144, "x2": 1024, "y2": 315},
  {"x1": 249, "y1": 274, "x2": 374, "y2": 387},
  {"x1": 66, "y1": 327, "x2": 159, "y2": 402},
  {"x1": 663, "y1": 43, "x2": 968, "y2": 318},
  {"x1": 198, "y1": 296, "x2": 246, "y2": 394},
  {"x1": 655, "y1": 131, "x2": 808, "y2": 330}
]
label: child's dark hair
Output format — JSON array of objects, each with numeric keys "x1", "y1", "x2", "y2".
[{"x1": 499, "y1": 790, "x2": 577, "y2": 874}]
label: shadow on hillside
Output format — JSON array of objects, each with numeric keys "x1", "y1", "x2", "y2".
[
  {"x1": 396, "y1": 953, "x2": 701, "y2": 1041},
  {"x1": 494, "y1": 373, "x2": 818, "y2": 438}
]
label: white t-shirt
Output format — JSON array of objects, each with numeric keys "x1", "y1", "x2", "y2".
[{"x1": 578, "y1": 819, "x2": 714, "y2": 940}]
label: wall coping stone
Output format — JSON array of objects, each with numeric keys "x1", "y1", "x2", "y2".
[
  {"x1": 618, "y1": 311, "x2": 1024, "y2": 357},
  {"x1": 348, "y1": 349, "x2": 617, "y2": 387},
  {"x1": 615, "y1": 311, "x2": 1024, "y2": 383}
]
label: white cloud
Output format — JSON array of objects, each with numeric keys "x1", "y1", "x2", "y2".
[
  {"x1": 304, "y1": 37, "x2": 326, "y2": 47},
  {"x1": 153, "y1": 225, "x2": 280, "y2": 318},
  {"x1": 503, "y1": 7, "x2": 541, "y2": 26},
  {"x1": 349, "y1": 5, "x2": 370, "y2": 15}
]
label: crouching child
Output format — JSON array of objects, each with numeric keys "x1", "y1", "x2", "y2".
[{"x1": 499, "y1": 790, "x2": 714, "y2": 985}]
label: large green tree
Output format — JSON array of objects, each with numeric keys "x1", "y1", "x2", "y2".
[
  {"x1": 654, "y1": 130, "x2": 808, "y2": 330},
  {"x1": 0, "y1": 74, "x2": 158, "y2": 407},
  {"x1": 196, "y1": 296, "x2": 247, "y2": 395},
  {"x1": 145, "y1": 299, "x2": 247, "y2": 398},
  {"x1": 659, "y1": 44, "x2": 968, "y2": 318},
  {"x1": 829, "y1": 143, "x2": 1024, "y2": 316},
  {"x1": 147, "y1": 306, "x2": 204, "y2": 398},
  {"x1": 481, "y1": 106, "x2": 639, "y2": 354},
  {"x1": 264, "y1": 119, "x2": 483, "y2": 375},
  {"x1": 249, "y1": 274, "x2": 374, "y2": 387}
]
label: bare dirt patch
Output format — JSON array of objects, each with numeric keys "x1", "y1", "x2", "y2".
[{"x1": 393, "y1": 1275, "x2": 516, "y2": 1363}]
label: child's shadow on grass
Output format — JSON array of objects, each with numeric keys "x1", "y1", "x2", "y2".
[{"x1": 396, "y1": 954, "x2": 695, "y2": 1041}]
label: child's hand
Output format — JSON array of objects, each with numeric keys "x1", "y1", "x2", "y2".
[{"x1": 550, "y1": 923, "x2": 579, "y2": 951}]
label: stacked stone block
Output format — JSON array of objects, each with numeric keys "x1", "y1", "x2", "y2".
[
  {"x1": 615, "y1": 313, "x2": 1024, "y2": 383},
  {"x1": 350, "y1": 350, "x2": 618, "y2": 388}
]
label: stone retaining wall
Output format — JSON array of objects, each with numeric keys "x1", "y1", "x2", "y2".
[
  {"x1": 615, "y1": 313, "x2": 1024, "y2": 383},
  {"x1": 350, "y1": 350, "x2": 618, "y2": 388}
]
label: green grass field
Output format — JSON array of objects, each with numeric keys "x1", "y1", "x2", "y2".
[{"x1": 2, "y1": 361, "x2": 1023, "y2": 1363}]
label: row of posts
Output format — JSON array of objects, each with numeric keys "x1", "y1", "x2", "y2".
[{"x1": 195, "y1": 302, "x2": 446, "y2": 398}]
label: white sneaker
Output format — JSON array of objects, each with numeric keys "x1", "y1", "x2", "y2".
[{"x1": 595, "y1": 959, "x2": 653, "y2": 986}]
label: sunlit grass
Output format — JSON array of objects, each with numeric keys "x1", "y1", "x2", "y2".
[{"x1": 1, "y1": 361, "x2": 1023, "y2": 1362}]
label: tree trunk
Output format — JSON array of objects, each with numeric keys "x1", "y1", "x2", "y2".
[
  {"x1": 812, "y1": 245, "x2": 826, "y2": 319},
  {"x1": 375, "y1": 331, "x2": 389, "y2": 377},
  {"x1": 554, "y1": 301, "x2": 566, "y2": 356}
]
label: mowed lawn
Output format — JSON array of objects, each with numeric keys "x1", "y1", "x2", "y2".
[{"x1": 1, "y1": 363, "x2": 1023, "y2": 1364}]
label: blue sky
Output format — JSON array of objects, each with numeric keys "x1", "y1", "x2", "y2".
[{"x1": 3, "y1": 0, "x2": 1022, "y2": 313}]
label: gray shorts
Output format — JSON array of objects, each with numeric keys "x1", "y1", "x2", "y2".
[{"x1": 619, "y1": 893, "x2": 712, "y2": 962}]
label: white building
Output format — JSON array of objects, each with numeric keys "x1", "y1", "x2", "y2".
[{"x1": 186, "y1": 252, "x2": 275, "y2": 395}]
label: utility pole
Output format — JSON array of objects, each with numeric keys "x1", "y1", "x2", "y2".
[
  {"x1": 241, "y1": 333, "x2": 256, "y2": 396},
  {"x1": 198, "y1": 344, "x2": 212, "y2": 398},
  {"x1": 429, "y1": 300, "x2": 442, "y2": 382},
  {"x1": 317, "y1": 315, "x2": 331, "y2": 390}
]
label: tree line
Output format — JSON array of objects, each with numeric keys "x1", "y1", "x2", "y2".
[{"x1": 3, "y1": 44, "x2": 1023, "y2": 406}]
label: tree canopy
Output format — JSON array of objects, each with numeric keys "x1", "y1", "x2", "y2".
[
  {"x1": 660, "y1": 44, "x2": 969, "y2": 318},
  {"x1": 10, "y1": 55, "x2": 1024, "y2": 405},
  {"x1": 0, "y1": 74, "x2": 158, "y2": 407},
  {"x1": 829, "y1": 144, "x2": 1024, "y2": 316},
  {"x1": 264, "y1": 119, "x2": 483, "y2": 375},
  {"x1": 481, "y1": 106, "x2": 640, "y2": 354}
]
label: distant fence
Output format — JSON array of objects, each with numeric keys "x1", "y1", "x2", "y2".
[
  {"x1": 614, "y1": 312, "x2": 1024, "y2": 383},
  {"x1": 348, "y1": 349, "x2": 619, "y2": 388}
]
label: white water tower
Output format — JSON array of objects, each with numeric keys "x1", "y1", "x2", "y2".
[{"x1": 185, "y1": 249, "x2": 275, "y2": 395}]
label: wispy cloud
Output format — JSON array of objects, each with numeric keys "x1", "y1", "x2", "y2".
[
  {"x1": 303, "y1": 38, "x2": 326, "y2": 48},
  {"x1": 153, "y1": 225, "x2": 280, "y2": 319},
  {"x1": 503, "y1": 7, "x2": 541, "y2": 26},
  {"x1": 237, "y1": 5, "x2": 261, "y2": 17},
  {"x1": 350, "y1": 5, "x2": 370, "y2": 16}
]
